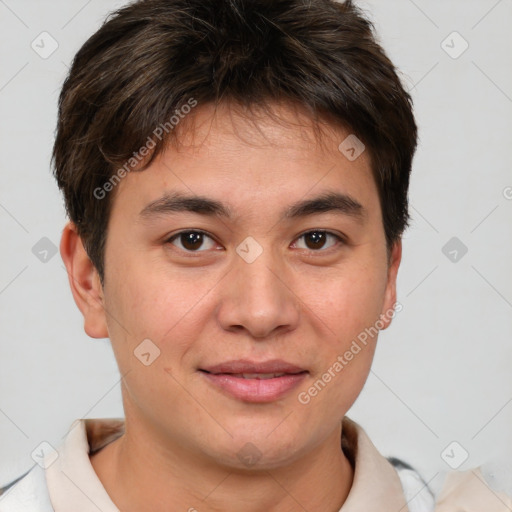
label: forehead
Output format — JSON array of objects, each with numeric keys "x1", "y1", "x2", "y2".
[
  {"x1": 170, "y1": 100, "x2": 364, "y2": 157},
  {"x1": 110, "y1": 101, "x2": 379, "y2": 222}
]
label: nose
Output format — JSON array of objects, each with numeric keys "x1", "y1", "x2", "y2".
[{"x1": 215, "y1": 244, "x2": 301, "y2": 339}]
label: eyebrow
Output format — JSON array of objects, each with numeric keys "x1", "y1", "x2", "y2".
[{"x1": 139, "y1": 191, "x2": 366, "y2": 223}]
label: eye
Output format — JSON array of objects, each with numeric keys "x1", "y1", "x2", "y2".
[
  {"x1": 165, "y1": 229, "x2": 344, "y2": 254},
  {"x1": 292, "y1": 230, "x2": 344, "y2": 252},
  {"x1": 166, "y1": 230, "x2": 218, "y2": 252}
]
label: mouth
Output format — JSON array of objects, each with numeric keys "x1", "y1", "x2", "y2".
[
  {"x1": 198, "y1": 359, "x2": 308, "y2": 403},
  {"x1": 201, "y1": 371, "x2": 302, "y2": 380}
]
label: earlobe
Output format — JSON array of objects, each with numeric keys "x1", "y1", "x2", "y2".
[
  {"x1": 60, "y1": 221, "x2": 109, "y2": 339},
  {"x1": 379, "y1": 239, "x2": 402, "y2": 331}
]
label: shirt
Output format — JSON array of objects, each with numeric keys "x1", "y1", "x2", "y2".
[{"x1": 0, "y1": 415, "x2": 509, "y2": 512}]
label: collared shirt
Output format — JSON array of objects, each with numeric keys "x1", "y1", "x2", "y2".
[{"x1": 0, "y1": 416, "x2": 509, "y2": 512}]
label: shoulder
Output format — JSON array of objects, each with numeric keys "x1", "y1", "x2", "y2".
[
  {"x1": 0, "y1": 464, "x2": 54, "y2": 512},
  {"x1": 387, "y1": 457, "x2": 512, "y2": 512},
  {"x1": 433, "y1": 466, "x2": 512, "y2": 512}
]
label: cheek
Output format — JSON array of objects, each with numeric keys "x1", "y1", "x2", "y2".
[
  {"x1": 311, "y1": 262, "x2": 388, "y2": 343},
  {"x1": 297, "y1": 261, "x2": 387, "y2": 399},
  {"x1": 102, "y1": 265, "x2": 204, "y2": 416},
  {"x1": 102, "y1": 252, "x2": 224, "y2": 384},
  {"x1": 104, "y1": 250, "x2": 201, "y2": 338},
  {"x1": 297, "y1": 271, "x2": 383, "y2": 419}
]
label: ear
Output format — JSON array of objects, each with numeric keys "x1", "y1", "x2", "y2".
[
  {"x1": 379, "y1": 239, "x2": 402, "y2": 330},
  {"x1": 60, "y1": 221, "x2": 109, "y2": 339}
]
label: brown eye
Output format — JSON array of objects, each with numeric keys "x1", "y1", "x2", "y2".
[
  {"x1": 167, "y1": 231, "x2": 217, "y2": 252},
  {"x1": 294, "y1": 231, "x2": 343, "y2": 251}
]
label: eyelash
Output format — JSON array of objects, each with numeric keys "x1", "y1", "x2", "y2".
[{"x1": 164, "y1": 229, "x2": 346, "y2": 254}]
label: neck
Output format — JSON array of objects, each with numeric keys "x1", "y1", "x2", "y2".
[{"x1": 90, "y1": 419, "x2": 354, "y2": 512}]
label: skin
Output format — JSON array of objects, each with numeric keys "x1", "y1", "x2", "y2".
[{"x1": 60, "y1": 101, "x2": 402, "y2": 512}]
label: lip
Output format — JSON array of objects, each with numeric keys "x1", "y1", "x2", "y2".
[
  {"x1": 201, "y1": 359, "x2": 306, "y2": 375},
  {"x1": 199, "y1": 359, "x2": 308, "y2": 403}
]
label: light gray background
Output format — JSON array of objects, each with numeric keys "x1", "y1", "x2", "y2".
[{"x1": 1, "y1": 0, "x2": 511, "y2": 498}]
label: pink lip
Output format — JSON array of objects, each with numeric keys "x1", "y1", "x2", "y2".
[
  {"x1": 201, "y1": 359, "x2": 306, "y2": 375},
  {"x1": 199, "y1": 359, "x2": 308, "y2": 403}
]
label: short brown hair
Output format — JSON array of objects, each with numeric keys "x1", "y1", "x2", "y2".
[{"x1": 52, "y1": 0, "x2": 418, "y2": 284}]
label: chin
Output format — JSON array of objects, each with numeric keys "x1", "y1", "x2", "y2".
[
  {"x1": 214, "y1": 445, "x2": 305, "y2": 473},
  {"x1": 202, "y1": 428, "x2": 312, "y2": 472}
]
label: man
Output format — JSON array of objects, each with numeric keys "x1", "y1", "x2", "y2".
[{"x1": 1, "y1": 0, "x2": 510, "y2": 510}]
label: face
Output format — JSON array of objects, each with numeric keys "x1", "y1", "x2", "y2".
[{"x1": 80, "y1": 101, "x2": 400, "y2": 469}]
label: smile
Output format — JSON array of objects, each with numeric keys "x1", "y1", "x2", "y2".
[{"x1": 198, "y1": 359, "x2": 308, "y2": 403}]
